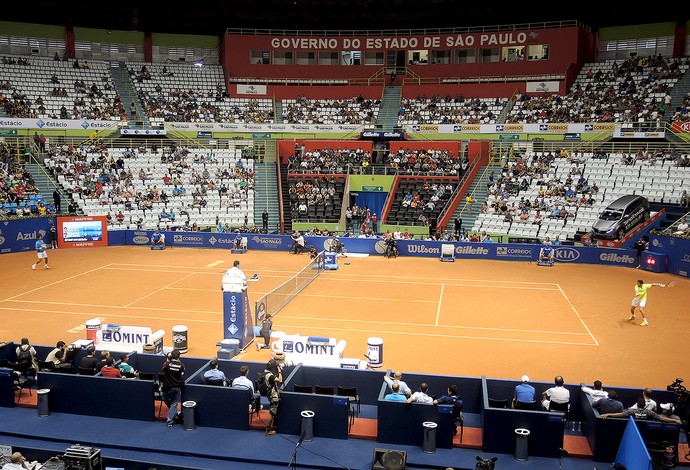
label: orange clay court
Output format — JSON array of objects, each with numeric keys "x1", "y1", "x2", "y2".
[{"x1": 0, "y1": 245, "x2": 687, "y2": 390}]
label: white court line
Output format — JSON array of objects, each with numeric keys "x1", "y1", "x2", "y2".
[
  {"x1": 435, "y1": 284, "x2": 444, "y2": 326},
  {"x1": 298, "y1": 293, "x2": 437, "y2": 303},
  {"x1": 0, "y1": 306, "x2": 221, "y2": 324},
  {"x1": 319, "y1": 276, "x2": 560, "y2": 289},
  {"x1": 107, "y1": 263, "x2": 298, "y2": 275},
  {"x1": 329, "y1": 272, "x2": 559, "y2": 286},
  {"x1": 2, "y1": 264, "x2": 114, "y2": 302},
  {"x1": 0, "y1": 301, "x2": 220, "y2": 316},
  {"x1": 124, "y1": 272, "x2": 203, "y2": 307},
  {"x1": 557, "y1": 283, "x2": 599, "y2": 346},
  {"x1": 282, "y1": 314, "x2": 591, "y2": 336},
  {"x1": 205, "y1": 260, "x2": 225, "y2": 268},
  {"x1": 275, "y1": 323, "x2": 596, "y2": 346}
]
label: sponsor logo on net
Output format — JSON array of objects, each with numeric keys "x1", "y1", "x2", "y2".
[
  {"x1": 496, "y1": 246, "x2": 532, "y2": 258},
  {"x1": 599, "y1": 253, "x2": 635, "y2": 264},
  {"x1": 454, "y1": 246, "x2": 489, "y2": 256},
  {"x1": 554, "y1": 247, "x2": 580, "y2": 262}
]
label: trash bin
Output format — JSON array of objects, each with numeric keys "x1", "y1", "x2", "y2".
[
  {"x1": 301, "y1": 410, "x2": 315, "y2": 442},
  {"x1": 514, "y1": 428, "x2": 530, "y2": 461},
  {"x1": 172, "y1": 325, "x2": 188, "y2": 354},
  {"x1": 182, "y1": 400, "x2": 196, "y2": 431},
  {"x1": 422, "y1": 421, "x2": 437, "y2": 454},
  {"x1": 37, "y1": 389, "x2": 50, "y2": 417}
]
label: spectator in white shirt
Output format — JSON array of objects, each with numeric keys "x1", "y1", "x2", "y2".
[
  {"x1": 581, "y1": 380, "x2": 609, "y2": 402},
  {"x1": 542, "y1": 375, "x2": 570, "y2": 410},
  {"x1": 407, "y1": 382, "x2": 434, "y2": 404}
]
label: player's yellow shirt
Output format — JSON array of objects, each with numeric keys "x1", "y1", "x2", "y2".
[{"x1": 634, "y1": 284, "x2": 651, "y2": 301}]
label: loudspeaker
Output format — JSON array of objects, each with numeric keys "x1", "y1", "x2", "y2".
[{"x1": 371, "y1": 448, "x2": 407, "y2": 470}]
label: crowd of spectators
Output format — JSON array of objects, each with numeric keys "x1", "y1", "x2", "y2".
[
  {"x1": 288, "y1": 175, "x2": 341, "y2": 218},
  {"x1": 385, "y1": 147, "x2": 467, "y2": 176},
  {"x1": 287, "y1": 147, "x2": 373, "y2": 173},
  {"x1": 0, "y1": 160, "x2": 46, "y2": 218},
  {"x1": 1, "y1": 55, "x2": 121, "y2": 120},
  {"x1": 507, "y1": 55, "x2": 689, "y2": 124},
  {"x1": 397, "y1": 94, "x2": 505, "y2": 125},
  {"x1": 44, "y1": 141, "x2": 254, "y2": 229},
  {"x1": 282, "y1": 94, "x2": 380, "y2": 125}
]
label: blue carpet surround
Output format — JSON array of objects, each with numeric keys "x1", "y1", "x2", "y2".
[{"x1": 0, "y1": 406, "x2": 607, "y2": 470}]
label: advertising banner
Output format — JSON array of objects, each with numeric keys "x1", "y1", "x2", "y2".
[
  {"x1": 650, "y1": 234, "x2": 690, "y2": 277},
  {"x1": 165, "y1": 122, "x2": 362, "y2": 134},
  {"x1": 223, "y1": 290, "x2": 254, "y2": 349},
  {"x1": 57, "y1": 216, "x2": 109, "y2": 248},
  {"x1": 0, "y1": 118, "x2": 117, "y2": 131},
  {"x1": 0, "y1": 217, "x2": 55, "y2": 254},
  {"x1": 405, "y1": 122, "x2": 616, "y2": 134}
]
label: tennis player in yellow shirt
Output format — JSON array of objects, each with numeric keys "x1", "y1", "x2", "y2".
[{"x1": 629, "y1": 279, "x2": 665, "y2": 326}]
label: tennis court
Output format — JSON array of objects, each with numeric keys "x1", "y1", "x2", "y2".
[{"x1": 1, "y1": 245, "x2": 687, "y2": 390}]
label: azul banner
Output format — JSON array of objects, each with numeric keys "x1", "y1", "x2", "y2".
[{"x1": 0, "y1": 217, "x2": 55, "y2": 254}]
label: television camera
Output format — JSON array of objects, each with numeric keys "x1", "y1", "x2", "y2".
[
  {"x1": 667, "y1": 378, "x2": 690, "y2": 436},
  {"x1": 667, "y1": 378, "x2": 689, "y2": 403}
]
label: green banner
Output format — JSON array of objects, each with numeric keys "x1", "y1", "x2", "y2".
[
  {"x1": 499, "y1": 134, "x2": 520, "y2": 140},
  {"x1": 0, "y1": 129, "x2": 18, "y2": 136},
  {"x1": 252, "y1": 133, "x2": 272, "y2": 139},
  {"x1": 361, "y1": 185, "x2": 384, "y2": 191}
]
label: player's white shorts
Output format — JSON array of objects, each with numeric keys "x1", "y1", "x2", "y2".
[
  {"x1": 37, "y1": 251, "x2": 48, "y2": 260},
  {"x1": 632, "y1": 298, "x2": 646, "y2": 308}
]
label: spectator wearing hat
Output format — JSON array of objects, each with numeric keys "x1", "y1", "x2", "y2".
[{"x1": 513, "y1": 375, "x2": 536, "y2": 408}]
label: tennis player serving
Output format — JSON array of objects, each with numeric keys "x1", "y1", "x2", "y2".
[{"x1": 629, "y1": 279, "x2": 674, "y2": 326}]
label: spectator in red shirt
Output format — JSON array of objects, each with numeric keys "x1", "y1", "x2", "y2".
[{"x1": 100, "y1": 357, "x2": 123, "y2": 378}]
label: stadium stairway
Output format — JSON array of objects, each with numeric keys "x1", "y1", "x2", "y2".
[
  {"x1": 25, "y1": 162, "x2": 66, "y2": 210},
  {"x1": 279, "y1": 163, "x2": 292, "y2": 232},
  {"x1": 377, "y1": 85, "x2": 402, "y2": 130},
  {"x1": 448, "y1": 163, "x2": 499, "y2": 234},
  {"x1": 253, "y1": 162, "x2": 281, "y2": 233},
  {"x1": 274, "y1": 100, "x2": 283, "y2": 122},
  {"x1": 110, "y1": 61, "x2": 150, "y2": 129},
  {"x1": 665, "y1": 67, "x2": 690, "y2": 126}
]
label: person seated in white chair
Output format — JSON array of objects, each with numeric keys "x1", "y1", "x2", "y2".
[
  {"x1": 539, "y1": 240, "x2": 554, "y2": 263},
  {"x1": 151, "y1": 230, "x2": 165, "y2": 246}
]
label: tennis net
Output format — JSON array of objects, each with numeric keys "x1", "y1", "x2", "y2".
[{"x1": 254, "y1": 251, "x2": 325, "y2": 325}]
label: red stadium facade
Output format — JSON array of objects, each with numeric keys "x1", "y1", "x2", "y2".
[{"x1": 223, "y1": 23, "x2": 595, "y2": 99}]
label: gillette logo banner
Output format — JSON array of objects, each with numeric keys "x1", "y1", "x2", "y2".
[{"x1": 599, "y1": 251, "x2": 636, "y2": 266}]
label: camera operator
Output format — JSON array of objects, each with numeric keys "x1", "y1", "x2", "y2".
[{"x1": 667, "y1": 378, "x2": 689, "y2": 427}]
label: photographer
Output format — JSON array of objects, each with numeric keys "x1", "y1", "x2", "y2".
[
  {"x1": 262, "y1": 354, "x2": 286, "y2": 436},
  {"x1": 290, "y1": 231, "x2": 305, "y2": 254},
  {"x1": 384, "y1": 237, "x2": 398, "y2": 259},
  {"x1": 45, "y1": 340, "x2": 67, "y2": 365}
]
